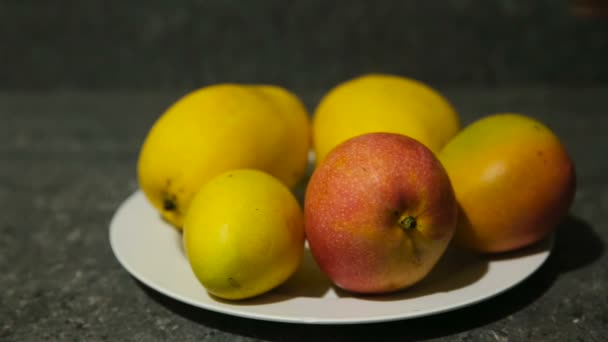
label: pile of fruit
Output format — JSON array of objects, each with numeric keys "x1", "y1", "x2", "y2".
[{"x1": 137, "y1": 74, "x2": 576, "y2": 300}]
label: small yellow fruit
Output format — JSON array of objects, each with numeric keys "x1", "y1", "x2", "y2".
[
  {"x1": 312, "y1": 73, "x2": 460, "y2": 163},
  {"x1": 137, "y1": 84, "x2": 310, "y2": 228},
  {"x1": 184, "y1": 169, "x2": 305, "y2": 300}
]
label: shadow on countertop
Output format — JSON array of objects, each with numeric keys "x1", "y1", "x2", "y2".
[{"x1": 137, "y1": 215, "x2": 603, "y2": 341}]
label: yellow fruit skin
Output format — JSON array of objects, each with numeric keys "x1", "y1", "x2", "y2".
[
  {"x1": 183, "y1": 169, "x2": 305, "y2": 300},
  {"x1": 312, "y1": 74, "x2": 459, "y2": 163},
  {"x1": 137, "y1": 84, "x2": 310, "y2": 228},
  {"x1": 251, "y1": 85, "x2": 311, "y2": 186}
]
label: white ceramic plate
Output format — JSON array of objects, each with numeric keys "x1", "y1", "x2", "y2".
[{"x1": 109, "y1": 190, "x2": 552, "y2": 324}]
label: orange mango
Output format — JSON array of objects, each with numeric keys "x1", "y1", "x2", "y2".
[{"x1": 439, "y1": 113, "x2": 576, "y2": 253}]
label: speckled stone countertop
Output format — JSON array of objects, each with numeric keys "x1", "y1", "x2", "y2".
[{"x1": 1, "y1": 88, "x2": 606, "y2": 341}]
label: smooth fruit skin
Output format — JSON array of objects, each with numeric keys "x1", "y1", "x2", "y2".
[
  {"x1": 304, "y1": 133, "x2": 458, "y2": 294},
  {"x1": 137, "y1": 84, "x2": 310, "y2": 228},
  {"x1": 184, "y1": 169, "x2": 305, "y2": 300},
  {"x1": 312, "y1": 73, "x2": 460, "y2": 163},
  {"x1": 439, "y1": 113, "x2": 576, "y2": 253},
  {"x1": 251, "y1": 85, "x2": 311, "y2": 186}
]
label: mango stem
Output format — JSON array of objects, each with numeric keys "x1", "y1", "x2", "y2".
[
  {"x1": 163, "y1": 197, "x2": 177, "y2": 211},
  {"x1": 399, "y1": 215, "x2": 417, "y2": 230}
]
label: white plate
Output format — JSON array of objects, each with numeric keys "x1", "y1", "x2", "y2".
[{"x1": 109, "y1": 190, "x2": 552, "y2": 324}]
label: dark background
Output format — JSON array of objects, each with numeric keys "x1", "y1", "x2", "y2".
[
  {"x1": 2, "y1": 0, "x2": 607, "y2": 90},
  {"x1": 2, "y1": 2, "x2": 608, "y2": 341}
]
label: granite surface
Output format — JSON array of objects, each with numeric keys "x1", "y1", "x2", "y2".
[
  {"x1": 2, "y1": 0, "x2": 608, "y2": 89},
  {"x1": 1, "y1": 88, "x2": 607, "y2": 341}
]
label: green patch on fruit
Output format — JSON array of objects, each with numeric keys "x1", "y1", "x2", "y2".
[{"x1": 399, "y1": 215, "x2": 417, "y2": 230}]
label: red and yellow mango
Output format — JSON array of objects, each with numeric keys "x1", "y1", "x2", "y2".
[{"x1": 439, "y1": 113, "x2": 576, "y2": 253}]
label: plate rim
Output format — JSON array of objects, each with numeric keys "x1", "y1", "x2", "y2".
[{"x1": 109, "y1": 190, "x2": 553, "y2": 325}]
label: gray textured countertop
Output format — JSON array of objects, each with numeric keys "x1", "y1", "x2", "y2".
[{"x1": 1, "y1": 87, "x2": 607, "y2": 341}]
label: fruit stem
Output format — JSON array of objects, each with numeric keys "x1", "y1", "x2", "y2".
[
  {"x1": 399, "y1": 215, "x2": 417, "y2": 230},
  {"x1": 163, "y1": 197, "x2": 177, "y2": 211}
]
